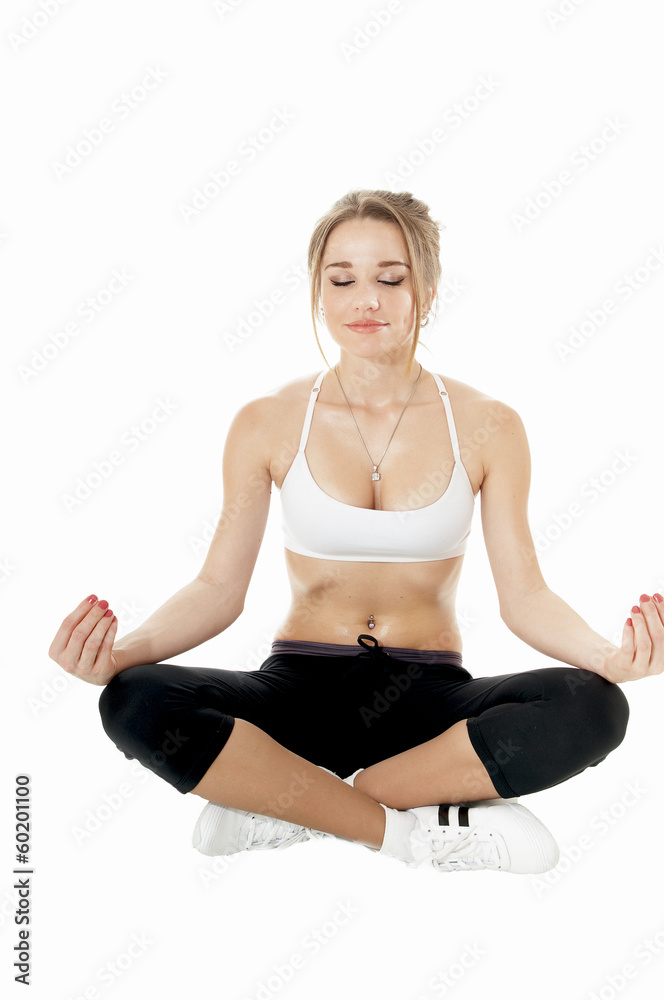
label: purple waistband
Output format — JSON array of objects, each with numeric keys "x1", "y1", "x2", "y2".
[{"x1": 270, "y1": 638, "x2": 463, "y2": 666}]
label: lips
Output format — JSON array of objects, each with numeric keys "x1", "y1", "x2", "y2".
[{"x1": 347, "y1": 322, "x2": 387, "y2": 331}]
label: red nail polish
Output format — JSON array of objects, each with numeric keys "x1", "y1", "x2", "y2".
[
  {"x1": 86, "y1": 594, "x2": 97, "y2": 603},
  {"x1": 98, "y1": 600, "x2": 109, "y2": 610},
  {"x1": 626, "y1": 618, "x2": 632, "y2": 627},
  {"x1": 640, "y1": 594, "x2": 650, "y2": 603},
  {"x1": 654, "y1": 594, "x2": 663, "y2": 603},
  {"x1": 631, "y1": 605, "x2": 641, "y2": 614}
]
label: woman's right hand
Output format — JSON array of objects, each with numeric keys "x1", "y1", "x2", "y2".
[{"x1": 48, "y1": 595, "x2": 119, "y2": 687}]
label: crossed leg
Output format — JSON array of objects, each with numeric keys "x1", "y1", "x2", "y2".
[
  {"x1": 354, "y1": 718, "x2": 501, "y2": 809},
  {"x1": 101, "y1": 659, "x2": 629, "y2": 853},
  {"x1": 189, "y1": 716, "x2": 499, "y2": 851}
]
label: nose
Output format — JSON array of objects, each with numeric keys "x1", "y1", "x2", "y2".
[{"x1": 351, "y1": 284, "x2": 379, "y2": 312}]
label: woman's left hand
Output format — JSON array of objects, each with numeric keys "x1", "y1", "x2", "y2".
[{"x1": 600, "y1": 593, "x2": 664, "y2": 683}]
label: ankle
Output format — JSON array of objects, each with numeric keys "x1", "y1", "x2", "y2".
[
  {"x1": 378, "y1": 805, "x2": 418, "y2": 860},
  {"x1": 359, "y1": 805, "x2": 386, "y2": 851},
  {"x1": 339, "y1": 769, "x2": 388, "y2": 849}
]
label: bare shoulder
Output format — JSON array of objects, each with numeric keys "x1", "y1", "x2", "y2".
[
  {"x1": 230, "y1": 370, "x2": 320, "y2": 423},
  {"x1": 269, "y1": 369, "x2": 324, "y2": 402},
  {"x1": 229, "y1": 371, "x2": 323, "y2": 479},
  {"x1": 436, "y1": 372, "x2": 517, "y2": 423},
  {"x1": 436, "y1": 373, "x2": 524, "y2": 486}
]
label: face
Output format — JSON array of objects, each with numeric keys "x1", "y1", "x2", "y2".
[{"x1": 320, "y1": 218, "x2": 426, "y2": 362}]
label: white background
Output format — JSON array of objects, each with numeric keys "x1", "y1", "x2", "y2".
[{"x1": 2, "y1": 1, "x2": 663, "y2": 998}]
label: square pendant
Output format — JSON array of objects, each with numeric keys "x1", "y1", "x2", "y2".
[{"x1": 371, "y1": 471, "x2": 381, "y2": 481}]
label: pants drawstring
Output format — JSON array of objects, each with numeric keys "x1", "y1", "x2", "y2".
[{"x1": 356, "y1": 634, "x2": 390, "y2": 657}]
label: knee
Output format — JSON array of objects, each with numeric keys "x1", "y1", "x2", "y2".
[
  {"x1": 98, "y1": 664, "x2": 159, "y2": 743},
  {"x1": 563, "y1": 669, "x2": 630, "y2": 752}
]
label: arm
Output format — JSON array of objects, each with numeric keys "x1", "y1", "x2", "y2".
[
  {"x1": 501, "y1": 587, "x2": 617, "y2": 675},
  {"x1": 479, "y1": 400, "x2": 616, "y2": 676},
  {"x1": 114, "y1": 396, "x2": 274, "y2": 672},
  {"x1": 111, "y1": 576, "x2": 243, "y2": 673},
  {"x1": 50, "y1": 395, "x2": 274, "y2": 685}
]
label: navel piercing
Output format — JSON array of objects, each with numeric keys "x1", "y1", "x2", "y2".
[{"x1": 367, "y1": 614, "x2": 375, "y2": 629}]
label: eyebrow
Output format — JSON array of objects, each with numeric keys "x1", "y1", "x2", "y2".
[{"x1": 323, "y1": 260, "x2": 411, "y2": 270}]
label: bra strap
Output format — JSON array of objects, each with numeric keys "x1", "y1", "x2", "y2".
[
  {"x1": 297, "y1": 370, "x2": 326, "y2": 453},
  {"x1": 431, "y1": 372, "x2": 462, "y2": 463}
]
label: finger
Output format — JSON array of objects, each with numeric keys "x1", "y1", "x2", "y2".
[
  {"x1": 76, "y1": 607, "x2": 116, "y2": 675},
  {"x1": 630, "y1": 604, "x2": 653, "y2": 675},
  {"x1": 61, "y1": 601, "x2": 114, "y2": 671},
  {"x1": 81, "y1": 615, "x2": 118, "y2": 681},
  {"x1": 94, "y1": 616, "x2": 119, "y2": 678},
  {"x1": 622, "y1": 617, "x2": 636, "y2": 656},
  {"x1": 653, "y1": 593, "x2": 664, "y2": 622},
  {"x1": 639, "y1": 594, "x2": 664, "y2": 674},
  {"x1": 49, "y1": 595, "x2": 101, "y2": 661},
  {"x1": 611, "y1": 617, "x2": 637, "y2": 681}
]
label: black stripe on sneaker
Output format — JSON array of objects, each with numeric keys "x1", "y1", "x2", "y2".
[
  {"x1": 438, "y1": 804, "x2": 449, "y2": 826},
  {"x1": 458, "y1": 805, "x2": 470, "y2": 827}
]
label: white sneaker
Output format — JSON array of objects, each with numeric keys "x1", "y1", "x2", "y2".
[
  {"x1": 192, "y1": 766, "x2": 344, "y2": 856},
  {"x1": 192, "y1": 801, "x2": 333, "y2": 856},
  {"x1": 404, "y1": 801, "x2": 560, "y2": 874}
]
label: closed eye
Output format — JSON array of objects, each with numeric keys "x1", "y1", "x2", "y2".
[{"x1": 330, "y1": 279, "x2": 404, "y2": 287}]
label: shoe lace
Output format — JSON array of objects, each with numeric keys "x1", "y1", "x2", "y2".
[
  {"x1": 412, "y1": 824, "x2": 503, "y2": 871},
  {"x1": 241, "y1": 814, "x2": 311, "y2": 851},
  {"x1": 306, "y1": 828, "x2": 334, "y2": 842}
]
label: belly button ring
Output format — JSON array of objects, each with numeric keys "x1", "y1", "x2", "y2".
[{"x1": 367, "y1": 614, "x2": 375, "y2": 629}]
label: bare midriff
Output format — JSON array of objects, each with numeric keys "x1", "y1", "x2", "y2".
[
  {"x1": 269, "y1": 369, "x2": 488, "y2": 654},
  {"x1": 273, "y1": 550, "x2": 466, "y2": 651}
]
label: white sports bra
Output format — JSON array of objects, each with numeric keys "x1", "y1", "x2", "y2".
[{"x1": 277, "y1": 370, "x2": 476, "y2": 562}]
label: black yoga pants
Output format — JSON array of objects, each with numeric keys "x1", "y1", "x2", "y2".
[{"x1": 98, "y1": 633, "x2": 630, "y2": 800}]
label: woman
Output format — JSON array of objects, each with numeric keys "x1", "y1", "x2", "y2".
[{"x1": 49, "y1": 190, "x2": 659, "y2": 875}]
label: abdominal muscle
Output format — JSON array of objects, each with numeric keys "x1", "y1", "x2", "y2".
[{"x1": 272, "y1": 550, "x2": 465, "y2": 652}]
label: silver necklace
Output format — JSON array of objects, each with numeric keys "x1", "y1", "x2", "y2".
[
  {"x1": 333, "y1": 362, "x2": 424, "y2": 632},
  {"x1": 333, "y1": 362, "x2": 423, "y2": 482}
]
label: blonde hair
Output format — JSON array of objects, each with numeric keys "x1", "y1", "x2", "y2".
[{"x1": 308, "y1": 189, "x2": 444, "y2": 377}]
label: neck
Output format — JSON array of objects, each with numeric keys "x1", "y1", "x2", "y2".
[{"x1": 333, "y1": 354, "x2": 423, "y2": 408}]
